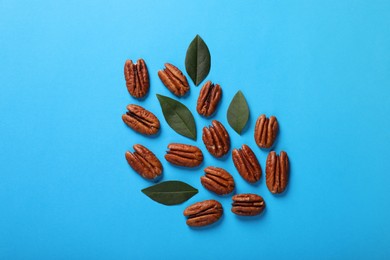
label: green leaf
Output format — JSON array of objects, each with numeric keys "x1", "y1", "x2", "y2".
[
  {"x1": 227, "y1": 91, "x2": 249, "y2": 134},
  {"x1": 156, "y1": 94, "x2": 197, "y2": 140},
  {"x1": 142, "y1": 181, "x2": 198, "y2": 206},
  {"x1": 185, "y1": 35, "x2": 211, "y2": 86}
]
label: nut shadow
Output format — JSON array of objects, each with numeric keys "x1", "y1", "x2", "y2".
[
  {"x1": 131, "y1": 89, "x2": 150, "y2": 101},
  {"x1": 167, "y1": 159, "x2": 205, "y2": 172},
  {"x1": 187, "y1": 212, "x2": 225, "y2": 231},
  {"x1": 212, "y1": 149, "x2": 232, "y2": 162},
  {"x1": 233, "y1": 206, "x2": 268, "y2": 222},
  {"x1": 122, "y1": 122, "x2": 162, "y2": 140}
]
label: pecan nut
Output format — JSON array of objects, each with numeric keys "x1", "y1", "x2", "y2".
[
  {"x1": 183, "y1": 200, "x2": 223, "y2": 227},
  {"x1": 164, "y1": 143, "x2": 203, "y2": 167},
  {"x1": 124, "y1": 59, "x2": 149, "y2": 98},
  {"x1": 231, "y1": 194, "x2": 266, "y2": 216},
  {"x1": 201, "y1": 166, "x2": 235, "y2": 195},
  {"x1": 196, "y1": 81, "x2": 222, "y2": 117},
  {"x1": 254, "y1": 114, "x2": 279, "y2": 148},
  {"x1": 232, "y1": 144, "x2": 262, "y2": 183},
  {"x1": 202, "y1": 120, "x2": 230, "y2": 157},
  {"x1": 158, "y1": 63, "x2": 190, "y2": 97},
  {"x1": 122, "y1": 104, "x2": 160, "y2": 135},
  {"x1": 125, "y1": 144, "x2": 163, "y2": 180},
  {"x1": 266, "y1": 151, "x2": 289, "y2": 194}
]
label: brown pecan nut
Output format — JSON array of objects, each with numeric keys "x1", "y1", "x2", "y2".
[
  {"x1": 122, "y1": 104, "x2": 160, "y2": 135},
  {"x1": 158, "y1": 63, "x2": 190, "y2": 97},
  {"x1": 201, "y1": 166, "x2": 235, "y2": 195},
  {"x1": 254, "y1": 114, "x2": 279, "y2": 148},
  {"x1": 125, "y1": 144, "x2": 163, "y2": 180},
  {"x1": 232, "y1": 144, "x2": 262, "y2": 183},
  {"x1": 266, "y1": 151, "x2": 289, "y2": 194},
  {"x1": 202, "y1": 120, "x2": 230, "y2": 158},
  {"x1": 124, "y1": 59, "x2": 149, "y2": 98},
  {"x1": 196, "y1": 81, "x2": 222, "y2": 117},
  {"x1": 231, "y1": 194, "x2": 266, "y2": 216},
  {"x1": 164, "y1": 143, "x2": 203, "y2": 167},
  {"x1": 183, "y1": 200, "x2": 223, "y2": 227}
]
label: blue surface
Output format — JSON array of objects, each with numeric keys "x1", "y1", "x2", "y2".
[{"x1": 1, "y1": 0, "x2": 390, "y2": 259}]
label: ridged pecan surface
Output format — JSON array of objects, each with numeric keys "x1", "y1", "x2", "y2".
[
  {"x1": 202, "y1": 120, "x2": 230, "y2": 157},
  {"x1": 232, "y1": 144, "x2": 262, "y2": 183},
  {"x1": 122, "y1": 104, "x2": 160, "y2": 135},
  {"x1": 158, "y1": 63, "x2": 190, "y2": 96},
  {"x1": 124, "y1": 59, "x2": 149, "y2": 98},
  {"x1": 254, "y1": 114, "x2": 279, "y2": 148},
  {"x1": 231, "y1": 194, "x2": 266, "y2": 216},
  {"x1": 196, "y1": 81, "x2": 222, "y2": 117},
  {"x1": 266, "y1": 151, "x2": 289, "y2": 194},
  {"x1": 164, "y1": 143, "x2": 203, "y2": 167},
  {"x1": 200, "y1": 166, "x2": 235, "y2": 195},
  {"x1": 184, "y1": 200, "x2": 223, "y2": 227},
  {"x1": 125, "y1": 144, "x2": 163, "y2": 180}
]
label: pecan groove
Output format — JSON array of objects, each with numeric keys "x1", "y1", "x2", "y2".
[
  {"x1": 254, "y1": 114, "x2": 279, "y2": 148},
  {"x1": 196, "y1": 81, "x2": 222, "y2": 117},
  {"x1": 164, "y1": 143, "x2": 203, "y2": 168},
  {"x1": 122, "y1": 104, "x2": 160, "y2": 135},
  {"x1": 202, "y1": 120, "x2": 230, "y2": 158},
  {"x1": 124, "y1": 59, "x2": 149, "y2": 98},
  {"x1": 231, "y1": 194, "x2": 266, "y2": 216},
  {"x1": 158, "y1": 63, "x2": 190, "y2": 97},
  {"x1": 266, "y1": 151, "x2": 289, "y2": 194},
  {"x1": 201, "y1": 166, "x2": 235, "y2": 195},
  {"x1": 232, "y1": 144, "x2": 262, "y2": 183},
  {"x1": 125, "y1": 144, "x2": 163, "y2": 180},
  {"x1": 183, "y1": 200, "x2": 223, "y2": 227}
]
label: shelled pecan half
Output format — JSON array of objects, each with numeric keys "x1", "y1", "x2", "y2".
[
  {"x1": 196, "y1": 81, "x2": 222, "y2": 117},
  {"x1": 266, "y1": 151, "x2": 289, "y2": 194},
  {"x1": 164, "y1": 143, "x2": 203, "y2": 167},
  {"x1": 122, "y1": 104, "x2": 160, "y2": 135},
  {"x1": 232, "y1": 144, "x2": 262, "y2": 183},
  {"x1": 124, "y1": 59, "x2": 149, "y2": 98},
  {"x1": 184, "y1": 200, "x2": 223, "y2": 227},
  {"x1": 125, "y1": 144, "x2": 163, "y2": 180},
  {"x1": 202, "y1": 120, "x2": 230, "y2": 158},
  {"x1": 231, "y1": 194, "x2": 266, "y2": 216},
  {"x1": 158, "y1": 63, "x2": 190, "y2": 97},
  {"x1": 254, "y1": 114, "x2": 279, "y2": 148},
  {"x1": 200, "y1": 166, "x2": 235, "y2": 195}
]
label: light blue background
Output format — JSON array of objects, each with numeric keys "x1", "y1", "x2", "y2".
[{"x1": 1, "y1": 0, "x2": 389, "y2": 259}]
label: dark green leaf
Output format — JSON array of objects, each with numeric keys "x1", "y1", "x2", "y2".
[
  {"x1": 185, "y1": 35, "x2": 211, "y2": 86},
  {"x1": 156, "y1": 94, "x2": 197, "y2": 140},
  {"x1": 227, "y1": 91, "x2": 249, "y2": 134},
  {"x1": 142, "y1": 180, "x2": 198, "y2": 206}
]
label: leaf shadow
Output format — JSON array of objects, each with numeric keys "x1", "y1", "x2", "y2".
[{"x1": 239, "y1": 112, "x2": 252, "y2": 135}]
